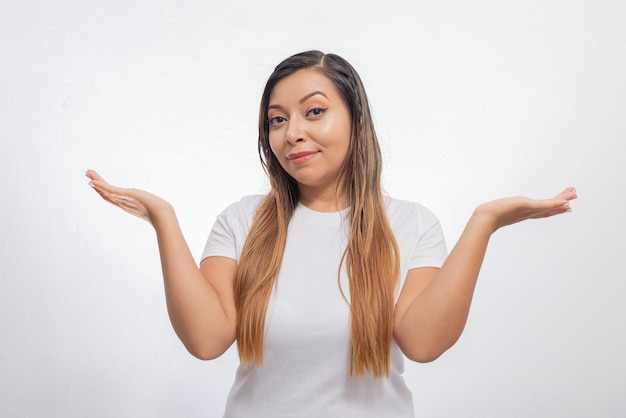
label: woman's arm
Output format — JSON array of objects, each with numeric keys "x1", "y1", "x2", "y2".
[
  {"x1": 394, "y1": 187, "x2": 577, "y2": 363},
  {"x1": 86, "y1": 170, "x2": 236, "y2": 360}
]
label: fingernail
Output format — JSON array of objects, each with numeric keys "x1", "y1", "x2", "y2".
[{"x1": 88, "y1": 182, "x2": 95, "y2": 188}]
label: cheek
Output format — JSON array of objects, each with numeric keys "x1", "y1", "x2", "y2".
[
  {"x1": 268, "y1": 132, "x2": 281, "y2": 156},
  {"x1": 268, "y1": 133, "x2": 290, "y2": 173},
  {"x1": 324, "y1": 111, "x2": 352, "y2": 145},
  {"x1": 339, "y1": 114, "x2": 352, "y2": 142}
]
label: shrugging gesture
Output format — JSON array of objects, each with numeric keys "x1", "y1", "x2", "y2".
[
  {"x1": 85, "y1": 50, "x2": 578, "y2": 418},
  {"x1": 86, "y1": 170, "x2": 174, "y2": 227},
  {"x1": 474, "y1": 187, "x2": 576, "y2": 232},
  {"x1": 394, "y1": 187, "x2": 577, "y2": 363},
  {"x1": 86, "y1": 169, "x2": 238, "y2": 360}
]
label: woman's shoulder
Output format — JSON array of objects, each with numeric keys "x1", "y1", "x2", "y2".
[
  {"x1": 223, "y1": 194, "x2": 265, "y2": 210},
  {"x1": 384, "y1": 196, "x2": 447, "y2": 259},
  {"x1": 235, "y1": 194, "x2": 266, "y2": 208},
  {"x1": 217, "y1": 194, "x2": 265, "y2": 221},
  {"x1": 384, "y1": 195, "x2": 440, "y2": 224}
]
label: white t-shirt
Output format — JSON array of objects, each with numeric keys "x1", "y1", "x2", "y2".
[{"x1": 202, "y1": 195, "x2": 447, "y2": 418}]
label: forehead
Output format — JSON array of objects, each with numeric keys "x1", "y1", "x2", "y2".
[{"x1": 269, "y1": 68, "x2": 341, "y2": 104}]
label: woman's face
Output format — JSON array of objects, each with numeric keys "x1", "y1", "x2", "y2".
[{"x1": 268, "y1": 69, "x2": 352, "y2": 202}]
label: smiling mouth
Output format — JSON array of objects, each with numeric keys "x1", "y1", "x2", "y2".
[
  {"x1": 287, "y1": 151, "x2": 318, "y2": 165},
  {"x1": 287, "y1": 151, "x2": 317, "y2": 160}
]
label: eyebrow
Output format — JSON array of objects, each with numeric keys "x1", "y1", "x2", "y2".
[
  {"x1": 298, "y1": 90, "x2": 328, "y2": 104},
  {"x1": 268, "y1": 90, "x2": 329, "y2": 110}
]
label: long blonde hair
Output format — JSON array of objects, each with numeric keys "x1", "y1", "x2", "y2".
[{"x1": 236, "y1": 51, "x2": 400, "y2": 378}]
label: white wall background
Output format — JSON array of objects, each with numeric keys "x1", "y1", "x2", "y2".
[{"x1": 1, "y1": 1, "x2": 625, "y2": 416}]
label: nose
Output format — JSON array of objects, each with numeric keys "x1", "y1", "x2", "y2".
[{"x1": 285, "y1": 116, "x2": 306, "y2": 144}]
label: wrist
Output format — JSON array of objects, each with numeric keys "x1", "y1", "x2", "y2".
[
  {"x1": 148, "y1": 201, "x2": 176, "y2": 230},
  {"x1": 469, "y1": 205, "x2": 500, "y2": 236}
]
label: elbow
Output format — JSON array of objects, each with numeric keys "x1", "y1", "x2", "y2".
[
  {"x1": 397, "y1": 336, "x2": 457, "y2": 363},
  {"x1": 184, "y1": 337, "x2": 235, "y2": 361},
  {"x1": 187, "y1": 344, "x2": 229, "y2": 361},
  {"x1": 189, "y1": 348, "x2": 221, "y2": 361},
  {"x1": 403, "y1": 348, "x2": 446, "y2": 363}
]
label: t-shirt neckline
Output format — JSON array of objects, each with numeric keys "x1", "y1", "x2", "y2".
[{"x1": 294, "y1": 202, "x2": 350, "y2": 225}]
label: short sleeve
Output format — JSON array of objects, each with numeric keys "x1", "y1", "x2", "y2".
[
  {"x1": 408, "y1": 208, "x2": 447, "y2": 270},
  {"x1": 386, "y1": 198, "x2": 448, "y2": 273},
  {"x1": 200, "y1": 195, "x2": 263, "y2": 264}
]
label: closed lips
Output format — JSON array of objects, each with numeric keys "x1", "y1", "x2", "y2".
[{"x1": 287, "y1": 151, "x2": 318, "y2": 160}]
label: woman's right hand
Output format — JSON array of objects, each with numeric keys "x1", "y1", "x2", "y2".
[
  {"x1": 87, "y1": 169, "x2": 237, "y2": 358},
  {"x1": 86, "y1": 169, "x2": 174, "y2": 227}
]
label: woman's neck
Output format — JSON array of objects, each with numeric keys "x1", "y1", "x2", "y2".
[{"x1": 298, "y1": 187, "x2": 348, "y2": 213}]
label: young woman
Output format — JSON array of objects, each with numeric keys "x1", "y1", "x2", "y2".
[{"x1": 86, "y1": 50, "x2": 576, "y2": 417}]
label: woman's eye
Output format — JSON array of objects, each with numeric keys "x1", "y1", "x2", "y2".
[
  {"x1": 269, "y1": 116, "x2": 286, "y2": 126},
  {"x1": 307, "y1": 107, "x2": 327, "y2": 117}
]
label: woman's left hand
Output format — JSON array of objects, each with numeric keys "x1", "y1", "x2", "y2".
[{"x1": 472, "y1": 187, "x2": 577, "y2": 233}]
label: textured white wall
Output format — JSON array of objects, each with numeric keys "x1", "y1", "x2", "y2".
[{"x1": 1, "y1": 1, "x2": 625, "y2": 417}]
